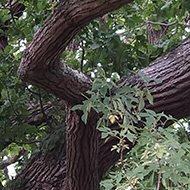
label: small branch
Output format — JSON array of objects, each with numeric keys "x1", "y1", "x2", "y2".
[
  {"x1": 145, "y1": 20, "x2": 190, "y2": 27},
  {"x1": 80, "y1": 41, "x2": 85, "y2": 72},
  {"x1": 2, "y1": 80, "x2": 20, "y2": 117},
  {"x1": 25, "y1": 85, "x2": 40, "y2": 96},
  {"x1": 9, "y1": 2, "x2": 16, "y2": 23},
  {"x1": 26, "y1": 85, "x2": 53, "y2": 129},
  {"x1": 38, "y1": 89, "x2": 53, "y2": 129},
  {"x1": 14, "y1": 140, "x2": 41, "y2": 145},
  {"x1": 120, "y1": 139, "x2": 126, "y2": 166},
  {"x1": 179, "y1": 22, "x2": 190, "y2": 27},
  {"x1": 4, "y1": 166, "x2": 9, "y2": 179},
  {"x1": 145, "y1": 20, "x2": 176, "y2": 27},
  {"x1": 0, "y1": 140, "x2": 42, "y2": 145},
  {"x1": 0, "y1": 139, "x2": 41, "y2": 145},
  {"x1": 157, "y1": 157, "x2": 162, "y2": 190}
]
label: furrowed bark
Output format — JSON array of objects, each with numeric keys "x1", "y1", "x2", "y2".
[
  {"x1": 10, "y1": 140, "x2": 66, "y2": 190},
  {"x1": 98, "y1": 38, "x2": 190, "y2": 178},
  {"x1": 118, "y1": 38, "x2": 190, "y2": 119},
  {"x1": 16, "y1": 2, "x2": 134, "y2": 188},
  {"x1": 18, "y1": 0, "x2": 134, "y2": 105},
  {"x1": 66, "y1": 107, "x2": 99, "y2": 190}
]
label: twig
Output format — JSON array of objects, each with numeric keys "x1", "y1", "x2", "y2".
[
  {"x1": 2, "y1": 80, "x2": 20, "y2": 117},
  {"x1": 145, "y1": 20, "x2": 176, "y2": 27},
  {"x1": 157, "y1": 157, "x2": 162, "y2": 190},
  {"x1": 145, "y1": 20, "x2": 190, "y2": 27},
  {"x1": 0, "y1": 139, "x2": 41, "y2": 145},
  {"x1": 26, "y1": 85, "x2": 53, "y2": 129},
  {"x1": 179, "y1": 22, "x2": 190, "y2": 27},
  {"x1": 9, "y1": 2, "x2": 16, "y2": 24},
  {"x1": 4, "y1": 166, "x2": 9, "y2": 179},
  {"x1": 80, "y1": 41, "x2": 85, "y2": 72},
  {"x1": 38, "y1": 89, "x2": 53, "y2": 129},
  {"x1": 25, "y1": 85, "x2": 40, "y2": 96},
  {"x1": 120, "y1": 139, "x2": 126, "y2": 166}
]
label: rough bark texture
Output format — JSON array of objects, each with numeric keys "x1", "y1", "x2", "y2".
[
  {"x1": 7, "y1": 0, "x2": 190, "y2": 190},
  {"x1": 13, "y1": 37, "x2": 190, "y2": 189},
  {"x1": 66, "y1": 107, "x2": 99, "y2": 190},
  {"x1": 12, "y1": 134, "x2": 66, "y2": 190},
  {"x1": 118, "y1": 38, "x2": 190, "y2": 119},
  {"x1": 146, "y1": 24, "x2": 168, "y2": 45},
  {"x1": 18, "y1": 0, "x2": 134, "y2": 105}
]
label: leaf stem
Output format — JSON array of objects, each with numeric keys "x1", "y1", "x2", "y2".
[{"x1": 157, "y1": 157, "x2": 162, "y2": 190}]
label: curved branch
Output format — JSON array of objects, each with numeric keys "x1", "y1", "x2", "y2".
[
  {"x1": 14, "y1": 0, "x2": 190, "y2": 188},
  {"x1": 118, "y1": 38, "x2": 190, "y2": 119},
  {"x1": 18, "y1": 0, "x2": 134, "y2": 104}
]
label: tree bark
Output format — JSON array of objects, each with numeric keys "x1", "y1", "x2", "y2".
[
  {"x1": 118, "y1": 38, "x2": 190, "y2": 119},
  {"x1": 16, "y1": 1, "x2": 134, "y2": 189},
  {"x1": 12, "y1": 0, "x2": 190, "y2": 190},
  {"x1": 66, "y1": 107, "x2": 99, "y2": 190},
  {"x1": 11, "y1": 133, "x2": 66, "y2": 190},
  {"x1": 17, "y1": 0, "x2": 134, "y2": 105}
]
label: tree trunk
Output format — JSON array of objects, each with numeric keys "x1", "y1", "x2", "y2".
[{"x1": 66, "y1": 106, "x2": 99, "y2": 190}]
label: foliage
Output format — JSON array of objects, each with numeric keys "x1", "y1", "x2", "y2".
[
  {"x1": 100, "y1": 127, "x2": 190, "y2": 190},
  {"x1": 0, "y1": 0, "x2": 65, "y2": 186},
  {"x1": 67, "y1": 0, "x2": 190, "y2": 76},
  {"x1": 73, "y1": 69, "x2": 190, "y2": 189}
]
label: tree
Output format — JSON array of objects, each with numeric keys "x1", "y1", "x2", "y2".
[{"x1": 1, "y1": 0, "x2": 190, "y2": 189}]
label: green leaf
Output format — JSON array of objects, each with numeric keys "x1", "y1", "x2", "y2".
[
  {"x1": 170, "y1": 173, "x2": 179, "y2": 185},
  {"x1": 82, "y1": 112, "x2": 88, "y2": 124},
  {"x1": 163, "y1": 170, "x2": 172, "y2": 179},
  {"x1": 101, "y1": 132, "x2": 108, "y2": 139},
  {"x1": 116, "y1": 98, "x2": 125, "y2": 111},
  {"x1": 154, "y1": 25, "x2": 162, "y2": 31},
  {"x1": 113, "y1": 99, "x2": 118, "y2": 110},
  {"x1": 145, "y1": 89, "x2": 153, "y2": 104},
  {"x1": 116, "y1": 86, "x2": 133, "y2": 94},
  {"x1": 100, "y1": 85, "x2": 107, "y2": 96},
  {"x1": 101, "y1": 179, "x2": 114, "y2": 190},
  {"x1": 126, "y1": 131, "x2": 136, "y2": 142},
  {"x1": 71, "y1": 104, "x2": 82, "y2": 111},
  {"x1": 161, "y1": 1, "x2": 172, "y2": 11},
  {"x1": 89, "y1": 43, "x2": 101, "y2": 50},
  {"x1": 92, "y1": 79, "x2": 103, "y2": 90},
  {"x1": 138, "y1": 98, "x2": 145, "y2": 111}
]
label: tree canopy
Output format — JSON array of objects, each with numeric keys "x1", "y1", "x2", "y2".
[{"x1": 1, "y1": 0, "x2": 190, "y2": 189}]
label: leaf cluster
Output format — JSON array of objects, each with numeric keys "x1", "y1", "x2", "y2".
[{"x1": 72, "y1": 69, "x2": 190, "y2": 189}]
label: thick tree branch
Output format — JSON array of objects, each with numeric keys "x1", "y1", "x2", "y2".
[
  {"x1": 18, "y1": 0, "x2": 134, "y2": 105},
  {"x1": 118, "y1": 38, "x2": 190, "y2": 119}
]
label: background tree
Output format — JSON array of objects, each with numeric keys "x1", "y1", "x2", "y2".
[{"x1": 1, "y1": 0, "x2": 190, "y2": 189}]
